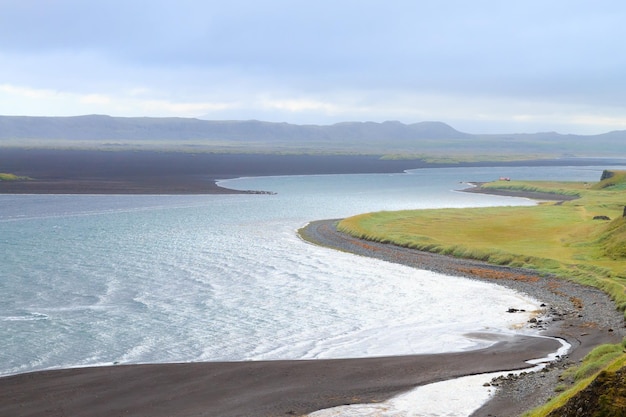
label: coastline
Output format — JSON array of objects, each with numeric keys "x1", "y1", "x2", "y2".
[
  {"x1": 462, "y1": 181, "x2": 580, "y2": 202},
  {"x1": 4, "y1": 156, "x2": 626, "y2": 416},
  {"x1": 298, "y1": 219, "x2": 625, "y2": 416}
]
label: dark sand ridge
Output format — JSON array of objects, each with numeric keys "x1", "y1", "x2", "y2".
[
  {"x1": 0, "y1": 149, "x2": 426, "y2": 194},
  {"x1": 2, "y1": 149, "x2": 623, "y2": 194}
]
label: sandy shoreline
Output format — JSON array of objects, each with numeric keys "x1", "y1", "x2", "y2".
[
  {"x1": 299, "y1": 219, "x2": 625, "y2": 416},
  {"x1": 0, "y1": 336, "x2": 559, "y2": 417}
]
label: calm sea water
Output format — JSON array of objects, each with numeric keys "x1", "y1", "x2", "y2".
[{"x1": 0, "y1": 165, "x2": 620, "y2": 377}]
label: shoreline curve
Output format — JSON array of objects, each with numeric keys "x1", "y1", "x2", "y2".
[{"x1": 298, "y1": 219, "x2": 625, "y2": 416}]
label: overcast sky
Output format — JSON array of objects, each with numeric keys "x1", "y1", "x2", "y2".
[{"x1": 1, "y1": 1, "x2": 625, "y2": 134}]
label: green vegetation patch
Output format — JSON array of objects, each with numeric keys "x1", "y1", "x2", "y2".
[
  {"x1": 338, "y1": 170, "x2": 626, "y2": 306},
  {"x1": 0, "y1": 173, "x2": 31, "y2": 181},
  {"x1": 526, "y1": 343, "x2": 626, "y2": 417},
  {"x1": 600, "y1": 217, "x2": 626, "y2": 260}
]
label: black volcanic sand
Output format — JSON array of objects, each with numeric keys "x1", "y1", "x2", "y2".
[
  {"x1": 1, "y1": 336, "x2": 560, "y2": 417},
  {"x1": 1, "y1": 148, "x2": 624, "y2": 194},
  {"x1": 0, "y1": 149, "x2": 427, "y2": 194}
]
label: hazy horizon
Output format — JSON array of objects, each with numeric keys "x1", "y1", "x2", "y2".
[
  {"x1": 3, "y1": 113, "x2": 625, "y2": 137},
  {"x1": 1, "y1": 1, "x2": 625, "y2": 135}
]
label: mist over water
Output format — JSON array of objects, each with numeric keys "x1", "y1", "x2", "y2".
[{"x1": 0, "y1": 165, "x2": 617, "y2": 376}]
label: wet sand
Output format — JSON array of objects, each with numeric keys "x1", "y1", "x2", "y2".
[{"x1": 0, "y1": 336, "x2": 560, "y2": 417}]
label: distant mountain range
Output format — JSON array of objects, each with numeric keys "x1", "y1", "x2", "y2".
[
  {"x1": 0, "y1": 114, "x2": 624, "y2": 158},
  {"x1": 0, "y1": 115, "x2": 470, "y2": 140}
]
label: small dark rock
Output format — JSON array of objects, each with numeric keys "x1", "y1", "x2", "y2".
[{"x1": 593, "y1": 215, "x2": 610, "y2": 220}]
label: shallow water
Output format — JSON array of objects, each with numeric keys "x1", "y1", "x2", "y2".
[{"x1": 0, "y1": 165, "x2": 619, "y2": 377}]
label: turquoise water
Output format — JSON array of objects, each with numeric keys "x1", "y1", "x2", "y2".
[{"x1": 0, "y1": 165, "x2": 619, "y2": 376}]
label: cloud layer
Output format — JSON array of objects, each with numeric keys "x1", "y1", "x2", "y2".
[{"x1": 1, "y1": 1, "x2": 625, "y2": 133}]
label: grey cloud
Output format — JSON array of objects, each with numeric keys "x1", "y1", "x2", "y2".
[{"x1": 1, "y1": 0, "x2": 626, "y2": 132}]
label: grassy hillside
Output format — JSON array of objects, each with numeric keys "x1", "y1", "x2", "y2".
[{"x1": 337, "y1": 170, "x2": 626, "y2": 416}]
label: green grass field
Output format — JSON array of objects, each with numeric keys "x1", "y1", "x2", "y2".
[
  {"x1": 338, "y1": 172, "x2": 626, "y2": 306},
  {"x1": 337, "y1": 170, "x2": 626, "y2": 416}
]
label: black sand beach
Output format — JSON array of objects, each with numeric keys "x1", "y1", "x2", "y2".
[
  {"x1": 2, "y1": 148, "x2": 623, "y2": 194},
  {"x1": 2, "y1": 150, "x2": 625, "y2": 416},
  {"x1": 0, "y1": 149, "x2": 425, "y2": 194},
  {"x1": 0, "y1": 336, "x2": 559, "y2": 417}
]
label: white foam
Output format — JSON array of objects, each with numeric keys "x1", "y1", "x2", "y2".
[
  {"x1": 2, "y1": 312, "x2": 49, "y2": 321},
  {"x1": 308, "y1": 373, "x2": 499, "y2": 417},
  {"x1": 308, "y1": 337, "x2": 571, "y2": 416}
]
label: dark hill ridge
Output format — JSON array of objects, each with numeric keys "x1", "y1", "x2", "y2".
[
  {"x1": 1, "y1": 115, "x2": 626, "y2": 157},
  {"x1": 0, "y1": 115, "x2": 469, "y2": 141}
]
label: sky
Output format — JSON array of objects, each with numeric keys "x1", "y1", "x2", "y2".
[{"x1": 1, "y1": 1, "x2": 625, "y2": 134}]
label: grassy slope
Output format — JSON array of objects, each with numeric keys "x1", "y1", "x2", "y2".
[
  {"x1": 536, "y1": 342, "x2": 626, "y2": 416},
  {"x1": 337, "y1": 170, "x2": 626, "y2": 416}
]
